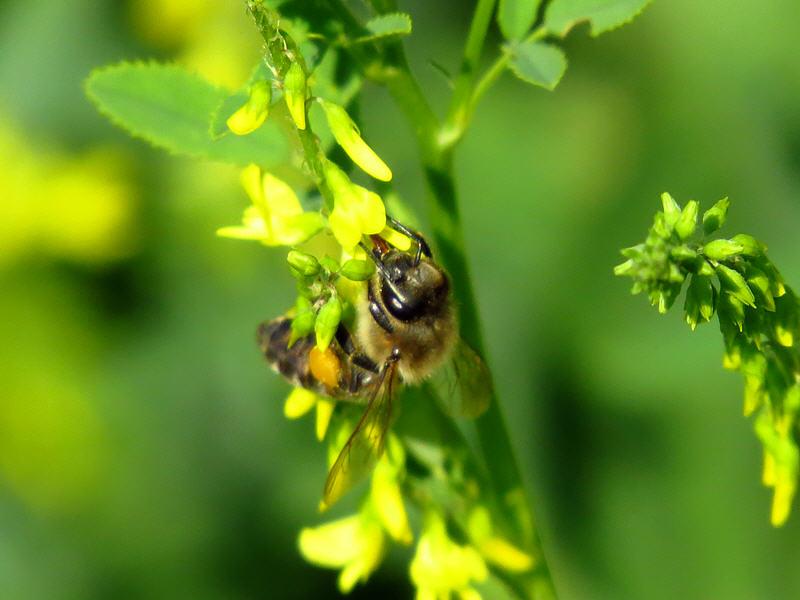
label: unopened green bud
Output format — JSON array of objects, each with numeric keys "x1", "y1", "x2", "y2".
[
  {"x1": 660, "y1": 192, "x2": 681, "y2": 231},
  {"x1": 289, "y1": 296, "x2": 316, "y2": 346},
  {"x1": 719, "y1": 291, "x2": 745, "y2": 332},
  {"x1": 227, "y1": 80, "x2": 272, "y2": 135},
  {"x1": 287, "y1": 250, "x2": 321, "y2": 277},
  {"x1": 702, "y1": 197, "x2": 730, "y2": 235},
  {"x1": 669, "y1": 245, "x2": 697, "y2": 266},
  {"x1": 315, "y1": 296, "x2": 342, "y2": 350},
  {"x1": 745, "y1": 265, "x2": 775, "y2": 312},
  {"x1": 698, "y1": 260, "x2": 715, "y2": 277},
  {"x1": 621, "y1": 244, "x2": 645, "y2": 260},
  {"x1": 773, "y1": 292, "x2": 798, "y2": 347},
  {"x1": 656, "y1": 284, "x2": 681, "y2": 314},
  {"x1": 319, "y1": 256, "x2": 341, "y2": 274},
  {"x1": 284, "y1": 62, "x2": 307, "y2": 130},
  {"x1": 675, "y1": 200, "x2": 699, "y2": 240},
  {"x1": 613, "y1": 259, "x2": 635, "y2": 277},
  {"x1": 716, "y1": 264, "x2": 756, "y2": 307},
  {"x1": 339, "y1": 258, "x2": 375, "y2": 281},
  {"x1": 685, "y1": 275, "x2": 716, "y2": 330},
  {"x1": 703, "y1": 239, "x2": 744, "y2": 261},
  {"x1": 318, "y1": 100, "x2": 392, "y2": 182},
  {"x1": 731, "y1": 233, "x2": 765, "y2": 257}
]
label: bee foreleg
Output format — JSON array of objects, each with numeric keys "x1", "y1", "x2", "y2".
[{"x1": 386, "y1": 215, "x2": 432, "y2": 264}]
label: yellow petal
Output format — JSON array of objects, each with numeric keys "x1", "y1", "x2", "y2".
[
  {"x1": 271, "y1": 212, "x2": 324, "y2": 247},
  {"x1": 320, "y1": 100, "x2": 392, "y2": 181},
  {"x1": 352, "y1": 186, "x2": 386, "y2": 235},
  {"x1": 263, "y1": 172, "x2": 303, "y2": 218},
  {"x1": 298, "y1": 515, "x2": 362, "y2": 567},
  {"x1": 316, "y1": 398, "x2": 336, "y2": 441},
  {"x1": 329, "y1": 206, "x2": 362, "y2": 251},
  {"x1": 284, "y1": 62, "x2": 307, "y2": 130},
  {"x1": 479, "y1": 537, "x2": 535, "y2": 573},
  {"x1": 284, "y1": 388, "x2": 317, "y2": 420},
  {"x1": 371, "y1": 457, "x2": 412, "y2": 544},
  {"x1": 380, "y1": 226, "x2": 413, "y2": 252},
  {"x1": 240, "y1": 164, "x2": 264, "y2": 206}
]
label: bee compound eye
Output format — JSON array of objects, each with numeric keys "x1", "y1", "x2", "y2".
[{"x1": 380, "y1": 282, "x2": 420, "y2": 321}]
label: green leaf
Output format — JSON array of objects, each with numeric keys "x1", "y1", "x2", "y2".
[
  {"x1": 498, "y1": 0, "x2": 543, "y2": 40},
  {"x1": 544, "y1": 0, "x2": 653, "y2": 37},
  {"x1": 85, "y1": 62, "x2": 287, "y2": 166},
  {"x1": 507, "y1": 41, "x2": 567, "y2": 91},
  {"x1": 358, "y1": 13, "x2": 412, "y2": 42}
]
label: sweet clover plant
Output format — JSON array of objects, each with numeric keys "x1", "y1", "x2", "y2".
[{"x1": 86, "y1": 1, "x2": 657, "y2": 598}]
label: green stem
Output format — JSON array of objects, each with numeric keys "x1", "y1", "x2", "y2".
[
  {"x1": 377, "y1": 16, "x2": 558, "y2": 600},
  {"x1": 446, "y1": 0, "x2": 498, "y2": 141}
]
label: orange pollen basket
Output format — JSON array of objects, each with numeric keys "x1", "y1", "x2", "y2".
[{"x1": 309, "y1": 346, "x2": 341, "y2": 389}]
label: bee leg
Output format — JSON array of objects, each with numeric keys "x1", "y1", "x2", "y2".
[
  {"x1": 386, "y1": 215, "x2": 432, "y2": 264},
  {"x1": 335, "y1": 324, "x2": 380, "y2": 374}
]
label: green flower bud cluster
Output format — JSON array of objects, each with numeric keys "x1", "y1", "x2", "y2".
[
  {"x1": 616, "y1": 193, "x2": 800, "y2": 526},
  {"x1": 286, "y1": 250, "x2": 374, "y2": 349}
]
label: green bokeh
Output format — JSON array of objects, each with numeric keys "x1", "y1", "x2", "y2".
[{"x1": 1, "y1": 1, "x2": 799, "y2": 598}]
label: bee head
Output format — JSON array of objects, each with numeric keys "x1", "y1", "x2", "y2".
[{"x1": 378, "y1": 250, "x2": 450, "y2": 321}]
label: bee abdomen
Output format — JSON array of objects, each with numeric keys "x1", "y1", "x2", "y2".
[{"x1": 257, "y1": 317, "x2": 321, "y2": 391}]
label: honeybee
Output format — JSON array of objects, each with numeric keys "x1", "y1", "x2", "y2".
[{"x1": 258, "y1": 217, "x2": 490, "y2": 508}]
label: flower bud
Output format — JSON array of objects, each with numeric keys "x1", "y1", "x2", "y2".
[
  {"x1": 340, "y1": 258, "x2": 375, "y2": 281},
  {"x1": 685, "y1": 275, "x2": 715, "y2": 330},
  {"x1": 702, "y1": 197, "x2": 730, "y2": 235},
  {"x1": 284, "y1": 62, "x2": 307, "y2": 130},
  {"x1": 731, "y1": 233, "x2": 765, "y2": 257},
  {"x1": 319, "y1": 100, "x2": 392, "y2": 182},
  {"x1": 675, "y1": 199, "x2": 699, "y2": 240},
  {"x1": 773, "y1": 292, "x2": 798, "y2": 347},
  {"x1": 669, "y1": 245, "x2": 697, "y2": 264},
  {"x1": 289, "y1": 296, "x2": 316, "y2": 346},
  {"x1": 703, "y1": 239, "x2": 744, "y2": 261},
  {"x1": 315, "y1": 295, "x2": 342, "y2": 351},
  {"x1": 287, "y1": 250, "x2": 321, "y2": 277},
  {"x1": 716, "y1": 264, "x2": 756, "y2": 308},
  {"x1": 660, "y1": 192, "x2": 681, "y2": 231},
  {"x1": 719, "y1": 291, "x2": 745, "y2": 332},
  {"x1": 745, "y1": 265, "x2": 775, "y2": 312},
  {"x1": 613, "y1": 259, "x2": 634, "y2": 277},
  {"x1": 226, "y1": 80, "x2": 272, "y2": 135}
]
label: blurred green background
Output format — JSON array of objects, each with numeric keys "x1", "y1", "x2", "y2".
[{"x1": 2, "y1": 1, "x2": 800, "y2": 598}]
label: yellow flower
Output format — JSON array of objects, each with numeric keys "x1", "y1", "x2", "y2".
[
  {"x1": 283, "y1": 388, "x2": 335, "y2": 441},
  {"x1": 467, "y1": 506, "x2": 535, "y2": 573},
  {"x1": 284, "y1": 62, "x2": 307, "y2": 130},
  {"x1": 410, "y1": 511, "x2": 488, "y2": 600},
  {"x1": 371, "y1": 435, "x2": 413, "y2": 545},
  {"x1": 226, "y1": 80, "x2": 272, "y2": 135},
  {"x1": 323, "y1": 160, "x2": 386, "y2": 252},
  {"x1": 217, "y1": 165, "x2": 323, "y2": 246},
  {"x1": 755, "y1": 405, "x2": 800, "y2": 527},
  {"x1": 318, "y1": 100, "x2": 392, "y2": 182},
  {"x1": 298, "y1": 506, "x2": 386, "y2": 594}
]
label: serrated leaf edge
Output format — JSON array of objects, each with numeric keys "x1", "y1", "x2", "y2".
[{"x1": 545, "y1": 0, "x2": 654, "y2": 38}]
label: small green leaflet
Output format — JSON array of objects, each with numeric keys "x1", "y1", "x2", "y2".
[
  {"x1": 498, "y1": 0, "x2": 542, "y2": 40},
  {"x1": 544, "y1": 0, "x2": 653, "y2": 37},
  {"x1": 85, "y1": 62, "x2": 287, "y2": 166},
  {"x1": 507, "y1": 41, "x2": 567, "y2": 91},
  {"x1": 357, "y1": 13, "x2": 412, "y2": 42}
]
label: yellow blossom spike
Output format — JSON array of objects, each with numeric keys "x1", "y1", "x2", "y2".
[
  {"x1": 284, "y1": 62, "x2": 307, "y2": 130},
  {"x1": 226, "y1": 80, "x2": 272, "y2": 135},
  {"x1": 284, "y1": 387, "x2": 317, "y2": 419},
  {"x1": 315, "y1": 398, "x2": 336, "y2": 441},
  {"x1": 319, "y1": 100, "x2": 392, "y2": 181}
]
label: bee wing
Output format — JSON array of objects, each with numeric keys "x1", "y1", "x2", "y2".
[
  {"x1": 321, "y1": 359, "x2": 397, "y2": 510},
  {"x1": 433, "y1": 338, "x2": 492, "y2": 419}
]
